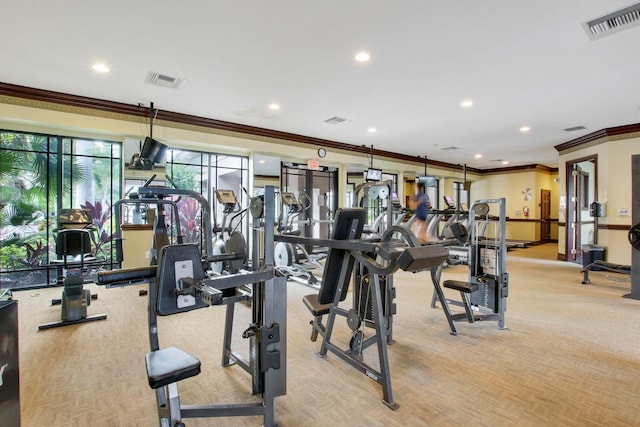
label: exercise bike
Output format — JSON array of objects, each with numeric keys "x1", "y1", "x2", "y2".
[{"x1": 39, "y1": 209, "x2": 107, "y2": 330}]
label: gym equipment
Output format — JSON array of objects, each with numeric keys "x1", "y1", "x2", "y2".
[
  {"x1": 211, "y1": 189, "x2": 248, "y2": 275},
  {"x1": 588, "y1": 156, "x2": 640, "y2": 297},
  {"x1": 274, "y1": 191, "x2": 322, "y2": 286},
  {"x1": 353, "y1": 181, "x2": 398, "y2": 237},
  {"x1": 39, "y1": 209, "x2": 107, "y2": 330},
  {"x1": 628, "y1": 154, "x2": 640, "y2": 299},
  {"x1": 431, "y1": 199, "x2": 509, "y2": 334},
  {"x1": 582, "y1": 260, "x2": 631, "y2": 285},
  {"x1": 99, "y1": 186, "x2": 286, "y2": 427},
  {"x1": 0, "y1": 298, "x2": 20, "y2": 426},
  {"x1": 112, "y1": 175, "x2": 188, "y2": 270},
  {"x1": 275, "y1": 208, "x2": 448, "y2": 409}
]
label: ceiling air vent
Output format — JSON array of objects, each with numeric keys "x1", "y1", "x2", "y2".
[
  {"x1": 145, "y1": 71, "x2": 185, "y2": 89},
  {"x1": 582, "y1": 2, "x2": 640, "y2": 40},
  {"x1": 324, "y1": 116, "x2": 347, "y2": 125},
  {"x1": 441, "y1": 146, "x2": 459, "y2": 151},
  {"x1": 564, "y1": 126, "x2": 587, "y2": 132}
]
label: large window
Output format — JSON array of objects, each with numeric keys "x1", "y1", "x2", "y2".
[
  {"x1": 0, "y1": 131, "x2": 122, "y2": 290},
  {"x1": 165, "y1": 149, "x2": 250, "y2": 251}
]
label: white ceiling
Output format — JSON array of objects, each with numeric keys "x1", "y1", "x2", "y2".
[{"x1": 2, "y1": 1, "x2": 639, "y2": 170}]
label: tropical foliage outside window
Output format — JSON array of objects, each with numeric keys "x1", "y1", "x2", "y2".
[{"x1": 0, "y1": 131, "x2": 122, "y2": 290}]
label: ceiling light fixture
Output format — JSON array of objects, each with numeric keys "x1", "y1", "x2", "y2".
[
  {"x1": 460, "y1": 99, "x2": 473, "y2": 108},
  {"x1": 354, "y1": 51, "x2": 370, "y2": 62},
  {"x1": 368, "y1": 127, "x2": 377, "y2": 133},
  {"x1": 92, "y1": 63, "x2": 110, "y2": 73},
  {"x1": 268, "y1": 103, "x2": 280, "y2": 111},
  {"x1": 520, "y1": 126, "x2": 531, "y2": 132},
  {"x1": 475, "y1": 154, "x2": 483, "y2": 159},
  {"x1": 502, "y1": 161, "x2": 509, "y2": 165}
]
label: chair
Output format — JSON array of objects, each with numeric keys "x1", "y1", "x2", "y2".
[{"x1": 39, "y1": 209, "x2": 107, "y2": 330}]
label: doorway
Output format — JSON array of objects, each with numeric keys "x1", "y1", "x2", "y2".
[
  {"x1": 565, "y1": 156, "x2": 597, "y2": 263},
  {"x1": 281, "y1": 163, "x2": 338, "y2": 239},
  {"x1": 540, "y1": 189, "x2": 551, "y2": 242}
]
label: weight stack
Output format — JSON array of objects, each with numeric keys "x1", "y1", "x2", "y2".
[{"x1": 354, "y1": 260, "x2": 394, "y2": 327}]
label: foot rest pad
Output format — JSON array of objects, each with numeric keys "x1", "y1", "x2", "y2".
[
  {"x1": 443, "y1": 280, "x2": 478, "y2": 293},
  {"x1": 303, "y1": 294, "x2": 331, "y2": 317},
  {"x1": 145, "y1": 346, "x2": 201, "y2": 389}
]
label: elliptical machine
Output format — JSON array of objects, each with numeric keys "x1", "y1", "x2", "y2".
[
  {"x1": 211, "y1": 189, "x2": 248, "y2": 275},
  {"x1": 274, "y1": 191, "x2": 322, "y2": 286}
]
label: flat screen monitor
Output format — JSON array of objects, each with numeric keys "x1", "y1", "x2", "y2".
[
  {"x1": 140, "y1": 137, "x2": 167, "y2": 164},
  {"x1": 215, "y1": 189, "x2": 237, "y2": 205},
  {"x1": 417, "y1": 175, "x2": 437, "y2": 187},
  {"x1": 365, "y1": 168, "x2": 383, "y2": 182},
  {"x1": 444, "y1": 195, "x2": 455, "y2": 208}
]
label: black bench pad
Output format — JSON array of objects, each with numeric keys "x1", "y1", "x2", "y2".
[
  {"x1": 145, "y1": 346, "x2": 201, "y2": 389},
  {"x1": 98, "y1": 266, "x2": 157, "y2": 285},
  {"x1": 303, "y1": 294, "x2": 331, "y2": 317},
  {"x1": 443, "y1": 280, "x2": 478, "y2": 293},
  {"x1": 593, "y1": 260, "x2": 631, "y2": 272}
]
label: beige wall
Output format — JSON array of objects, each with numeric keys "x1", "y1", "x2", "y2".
[
  {"x1": 558, "y1": 134, "x2": 639, "y2": 264},
  {"x1": 471, "y1": 168, "x2": 559, "y2": 242}
]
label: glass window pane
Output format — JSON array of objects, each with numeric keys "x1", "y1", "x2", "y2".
[{"x1": 169, "y1": 149, "x2": 201, "y2": 165}]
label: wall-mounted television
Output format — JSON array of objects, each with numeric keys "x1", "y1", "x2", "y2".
[
  {"x1": 140, "y1": 137, "x2": 167, "y2": 164},
  {"x1": 417, "y1": 175, "x2": 437, "y2": 187},
  {"x1": 365, "y1": 168, "x2": 383, "y2": 182}
]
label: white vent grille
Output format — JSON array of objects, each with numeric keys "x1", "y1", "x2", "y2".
[
  {"x1": 564, "y1": 126, "x2": 586, "y2": 132},
  {"x1": 145, "y1": 71, "x2": 185, "y2": 89},
  {"x1": 583, "y1": 2, "x2": 640, "y2": 40},
  {"x1": 324, "y1": 116, "x2": 347, "y2": 125},
  {"x1": 441, "y1": 146, "x2": 459, "y2": 151}
]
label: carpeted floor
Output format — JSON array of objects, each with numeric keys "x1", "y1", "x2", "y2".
[{"x1": 12, "y1": 243, "x2": 640, "y2": 426}]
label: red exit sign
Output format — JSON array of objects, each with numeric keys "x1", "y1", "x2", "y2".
[{"x1": 307, "y1": 158, "x2": 320, "y2": 170}]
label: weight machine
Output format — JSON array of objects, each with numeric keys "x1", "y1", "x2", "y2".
[
  {"x1": 275, "y1": 209, "x2": 448, "y2": 409},
  {"x1": 431, "y1": 199, "x2": 509, "y2": 334},
  {"x1": 98, "y1": 186, "x2": 286, "y2": 427}
]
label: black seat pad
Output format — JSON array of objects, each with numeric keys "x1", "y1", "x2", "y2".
[{"x1": 145, "y1": 346, "x2": 201, "y2": 389}]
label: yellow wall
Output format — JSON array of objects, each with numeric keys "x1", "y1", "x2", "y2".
[
  {"x1": 558, "y1": 134, "x2": 639, "y2": 264},
  {"x1": 471, "y1": 168, "x2": 559, "y2": 242}
]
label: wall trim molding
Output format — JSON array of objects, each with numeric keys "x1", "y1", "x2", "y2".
[
  {"x1": 2, "y1": 81, "x2": 556, "y2": 176},
  {"x1": 597, "y1": 224, "x2": 631, "y2": 230},
  {"x1": 555, "y1": 123, "x2": 640, "y2": 153}
]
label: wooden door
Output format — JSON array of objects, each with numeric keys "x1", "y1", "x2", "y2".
[{"x1": 540, "y1": 189, "x2": 551, "y2": 242}]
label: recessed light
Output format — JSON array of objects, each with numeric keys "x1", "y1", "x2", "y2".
[
  {"x1": 460, "y1": 99, "x2": 473, "y2": 108},
  {"x1": 475, "y1": 154, "x2": 483, "y2": 159},
  {"x1": 355, "y1": 51, "x2": 370, "y2": 62},
  {"x1": 92, "y1": 63, "x2": 110, "y2": 73},
  {"x1": 520, "y1": 126, "x2": 531, "y2": 132},
  {"x1": 368, "y1": 127, "x2": 377, "y2": 133},
  {"x1": 268, "y1": 103, "x2": 280, "y2": 111},
  {"x1": 502, "y1": 161, "x2": 509, "y2": 165}
]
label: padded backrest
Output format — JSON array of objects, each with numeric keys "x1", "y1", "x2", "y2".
[
  {"x1": 56, "y1": 229, "x2": 91, "y2": 257},
  {"x1": 155, "y1": 244, "x2": 208, "y2": 316},
  {"x1": 317, "y1": 208, "x2": 366, "y2": 304}
]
